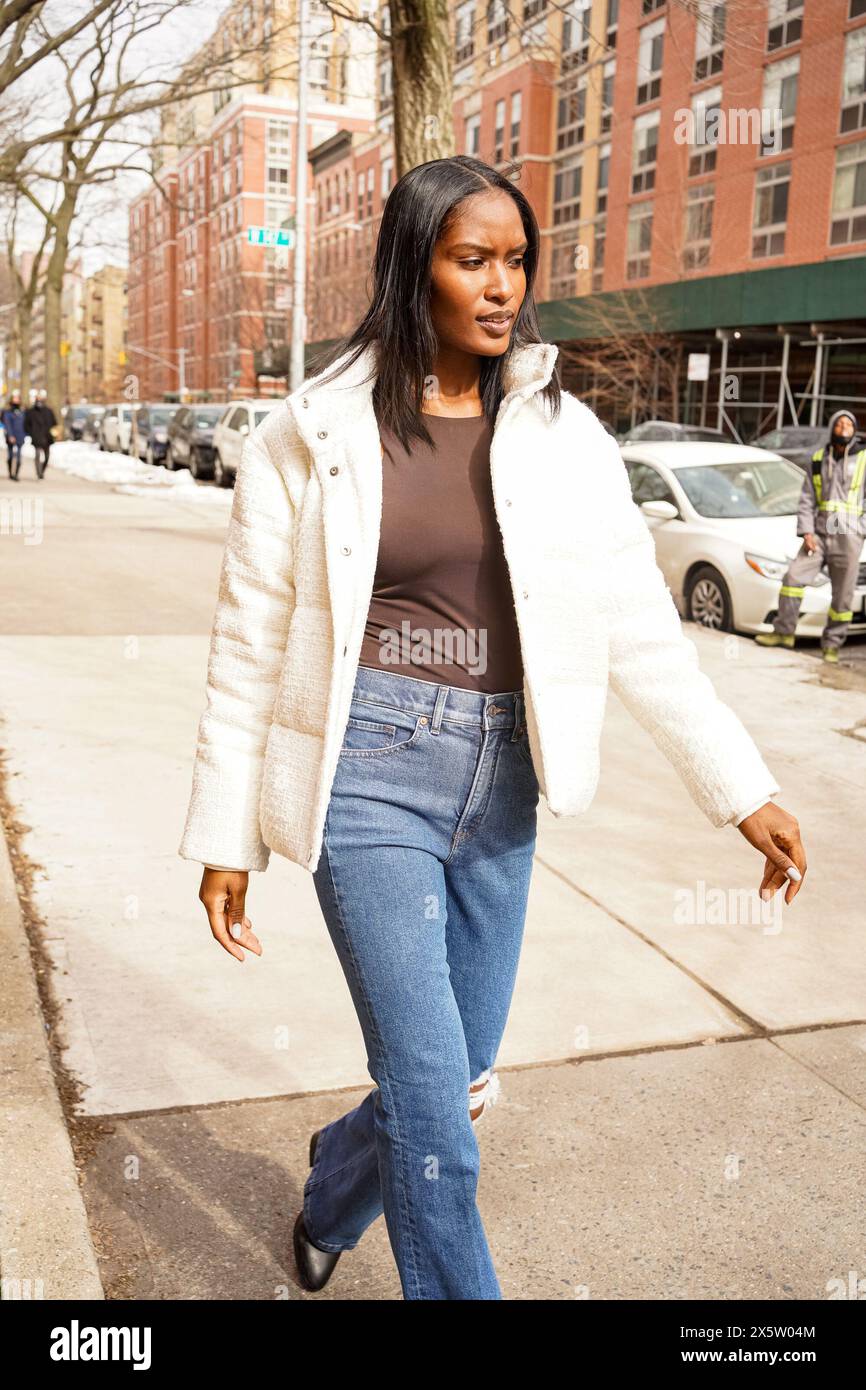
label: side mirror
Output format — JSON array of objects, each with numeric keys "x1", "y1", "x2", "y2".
[{"x1": 640, "y1": 499, "x2": 679, "y2": 521}]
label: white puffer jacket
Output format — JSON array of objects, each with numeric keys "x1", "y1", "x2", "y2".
[{"x1": 178, "y1": 341, "x2": 780, "y2": 875}]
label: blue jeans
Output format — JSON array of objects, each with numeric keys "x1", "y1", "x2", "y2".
[{"x1": 307, "y1": 663, "x2": 540, "y2": 1299}]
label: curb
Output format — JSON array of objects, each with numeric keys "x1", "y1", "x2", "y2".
[{"x1": 0, "y1": 817, "x2": 104, "y2": 1300}]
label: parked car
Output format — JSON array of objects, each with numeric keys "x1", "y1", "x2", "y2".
[
  {"x1": 619, "y1": 420, "x2": 736, "y2": 444},
  {"x1": 619, "y1": 441, "x2": 866, "y2": 636},
  {"x1": 81, "y1": 405, "x2": 105, "y2": 443},
  {"x1": 165, "y1": 402, "x2": 230, "y2": 478},
  {"x1": 211, "y1": 399, "x2": 282, "y2": 486},
  {"x1": 749, "y1": 425, "x2": 828, "y2": 472},
  {"x1": 131, "y1": 403, "x2": 180, "y2": 465},
  {"x1": 99, "y1": 403, "x2": 135, "y2": 453},
  {"x1": 62, "y1": 404, "x2": 91, "y2": 440}
]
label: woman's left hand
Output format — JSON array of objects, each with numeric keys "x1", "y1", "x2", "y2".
[{"x1": 736, "y1": 802, "x2": 806, "y2": 905}]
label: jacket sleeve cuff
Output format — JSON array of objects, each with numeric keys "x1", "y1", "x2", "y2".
[{"x1": 731, "y1": 794, "x2": 776, "y2": 827}]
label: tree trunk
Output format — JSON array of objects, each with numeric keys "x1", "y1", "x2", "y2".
[
  {"x1": 17, "y1": 301, "x2": 32, "y2": 401},
  {"x1": 389, "y1": 0, "x2": 455, "y2": 177},
  {"x1": 43, "y1": 193, "x2": 75, "y2": 428}
]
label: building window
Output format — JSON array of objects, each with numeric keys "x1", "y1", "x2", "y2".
[
  {"x1": 562, "y1": 0, "x2": 591, "y2": 71},
  {"x1": 378, "y1": 58, "x2": 393, "y2": 113},
  {"x1": 830, "y1": 137, "x2": 866, "y2": 244},
  {"x1": 642, "y1": 0, "x2": 665, "y2": 13},
  {"x1": 455, "y1": 2, "x2": 475, "y2": 64},
  {"x1": 366, "y1": 165, "x2": 374, "y2": 217},
  {"x1": 688, "y1": 84, "x2": 721, "y2": 176},
  {"x1": 381, "y1": 157, "x2": 394, "y2": 198},
  {"x1": 767, "y1": 0, "x2": 802, "y2": 52},
  {"x1": 510, "y1": 91, "x2": 521, "y2": 156},
  {"x1": 265, "y1": 201, "x2": 292, "y2": 230},
  {"x1": 357, "y1": 172, "x2": 364, "y2": 221},
  {"x1": 465, "y1": 112, "x2": 481, "y2": 154},
  {"x1": 632, "y1": 110, "x2": 659, "y2": 194},
  {"x1": 523, "y1": 0, "x2": 547, "y2": 19},
  {"x1": 267, "y1": 164, "x2": 289, "y2": 197},
  {"x1": 683, "y1": 182, "x2": 714, "y2": 269},
  {"x1": 549, "y1": 232, "x2": 579, "y2": 299},
  {"x1": 694, "y1": 0, "x2": 725, "y2": 81},
  {"x1": 556, "y1": 71, "x2": 586, "y2": 151},
  {"x1": 841, "y1": 27, "x2": 866, "y2": 134},
  {"x1": 596, "y1": 141, "x2": 611, "y2": 214},
  {"x1": 752, "y1": 158, "x2": 790, "y2": 257},
  {"x1": 637, "y1": 17, "x2": 664, "y2": 105},
  {"x1": 487, "y1": 0, "x2": 509, "y2": 46},
  {"x1": 600, "y1": 60, "x2": 615, "y2": 134},
  {"x1": 851, "y1": 0, "x2": 866, "y2": 17},
  {"x1": 494, "y1": 99, "x2": 506, "y2": 162},
  {"x1": 267, "y1": 120, "x2": 291, "y2": 160},
  {"x1": 310, "y1": 35, "x2": 331, "y2": 94},
  {"x1": 760, "y1": 55, "x2": 799, "y2": 155},
  {"x1": 591, "y1": 219, "x2": 606, "y2": 291},
  {"x1": 606, "y1": 0, "x2": 618, "y2": 49},
  {"x1": 626, "y1": 200, "x2": 653, "y2": 278},
  {"x1": 553, "y1": 157, "x2": 582, "y2": 225}
]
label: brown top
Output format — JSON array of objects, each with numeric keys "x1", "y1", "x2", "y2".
[{"x1": 358, "y1": 412, "x2": 524, "y2": 693}]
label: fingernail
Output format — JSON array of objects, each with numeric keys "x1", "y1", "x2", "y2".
[
  {"x1": 760, "y1": 888, "x2": 772, "y2": 900},
  {"x1": 786, "y1": 866, "x2": 801, "y2": 882},
  {"x1": 230, "y1": 922, "x2": 243, "y2": 939}
]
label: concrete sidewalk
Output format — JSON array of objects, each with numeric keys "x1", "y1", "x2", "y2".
[{"x1": 1, "y1": 464, "x2": 865, "y2": 1298}]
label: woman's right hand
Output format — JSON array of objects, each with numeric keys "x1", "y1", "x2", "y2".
[{"x1": 198, "y1": 868, "x2": 262, "y2": 962}]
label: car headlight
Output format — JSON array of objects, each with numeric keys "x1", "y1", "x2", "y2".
[
  {"x1": 744, "y1": 551, "x2": 830, "y2": 585},
  {"x1": 744, "y1": 552, "x2": 788, "y2": 581}
]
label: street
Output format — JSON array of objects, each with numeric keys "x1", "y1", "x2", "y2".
[{"x1": 1, "y1": 442, "x2": 865, "y2": 1299}]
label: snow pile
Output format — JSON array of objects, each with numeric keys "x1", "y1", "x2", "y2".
[{"x1": 48, "y1": 441, "x2": 232, "y2": 504}]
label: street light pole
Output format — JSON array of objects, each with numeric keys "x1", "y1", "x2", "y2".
[{"x1": 289, "y1": 0, "x2": 308, "y2": 392}]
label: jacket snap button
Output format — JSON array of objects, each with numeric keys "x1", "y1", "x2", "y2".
[
  {"x1": 505, "y1": 498, "x2": 512, "y2": 506},
  {"x1": 318, "y1": 429, "x2": 328, "y2": 439},
  {"x1": 302, "y1": 398, "x2": 309, "y2": 408},
  {"x1": 341, "y1": 545, "x2": 351, "y2": 555},
  {"x1": 522, "y1": 590, "x2": 529, "y2": 598},
  {"x1": 329, "y1": 465, "x2": 339, "y2": 475}
]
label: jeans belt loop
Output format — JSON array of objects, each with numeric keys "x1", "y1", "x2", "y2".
[{"x1": 430, "y1": 685, "x2": 448, "y2": 736}]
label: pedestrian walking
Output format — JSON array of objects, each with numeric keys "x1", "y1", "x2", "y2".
[
  {"x1": 178, "y1": 155, "x2": 807, "y2": 1300},
  {"x1": 755, "y1": 410, "x2": 866, "y2": 662},
  {"x1": 2, "y1": 392, "x2": 26, "y2": 481},
  {"x1": 24, "y1": 390, "x2": 57, "y2": 479}
]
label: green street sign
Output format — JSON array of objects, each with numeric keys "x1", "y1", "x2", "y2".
[{"x1": 247, "y1": 225, "x2": 295, "y2": 247}]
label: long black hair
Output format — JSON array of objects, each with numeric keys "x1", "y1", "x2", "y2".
[{"x1": 311, "y1": 155, "x2": 560, "y2": 451}]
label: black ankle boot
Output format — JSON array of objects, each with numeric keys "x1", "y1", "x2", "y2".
[{"x1": 292, "y1": 1129, "x2": 342, "y2": 1292}]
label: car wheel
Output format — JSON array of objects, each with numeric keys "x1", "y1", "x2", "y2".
[
  {"x1": 189, "y1": 447, "x2": 210, "y2": 479},
  {"x1": 686, "y1": 565, "x2": 733, "y2": 632}
]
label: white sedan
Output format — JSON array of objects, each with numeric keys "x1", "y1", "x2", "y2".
[
  {"x1": 619, "y1": 442, "x2": 866, "y2": 637},
  {"x1": 211, "y1": 399, "x2": 282, "y2": 486}
]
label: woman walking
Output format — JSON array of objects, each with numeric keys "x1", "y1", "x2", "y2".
[{"x1": 179, "y1": 156, "x2": 806, "y2": 1300}]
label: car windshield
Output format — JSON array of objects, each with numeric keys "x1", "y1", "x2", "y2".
[
  {"x1": 150, "y1": 407, "x2": 176, "y2": 426},
  {"x1": 674, "y1": 458, "x2": 804, "y2": 518},
  {"x1": 194, "y1": 407, "x2": 224, "y2": 426},
  {"x1": 684, "y1": 428, "x2": 726, "y2": 441}
]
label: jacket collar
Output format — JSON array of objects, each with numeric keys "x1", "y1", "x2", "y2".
[{"x1": 287, "y1": 339, "x2": 559, "y2": 435}]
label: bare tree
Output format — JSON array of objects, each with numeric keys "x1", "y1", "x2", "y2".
[{"x1": 1, "y1": 186, "x2": 54, "y2": 400}]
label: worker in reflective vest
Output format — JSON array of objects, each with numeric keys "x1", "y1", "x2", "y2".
[{"x1": 756, "y1": 409, "x2": 866, "y2": 663}]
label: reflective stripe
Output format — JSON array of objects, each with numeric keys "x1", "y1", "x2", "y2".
[
  {"x1": 828, "y1": 607, "x2": 853, "y2": 622},
  {"x1": 816, "y1": 447, "x2": 866, "y2": 514},
  {"x1": 780, "y1": 585, "x2": 805, "y2": 597}
]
